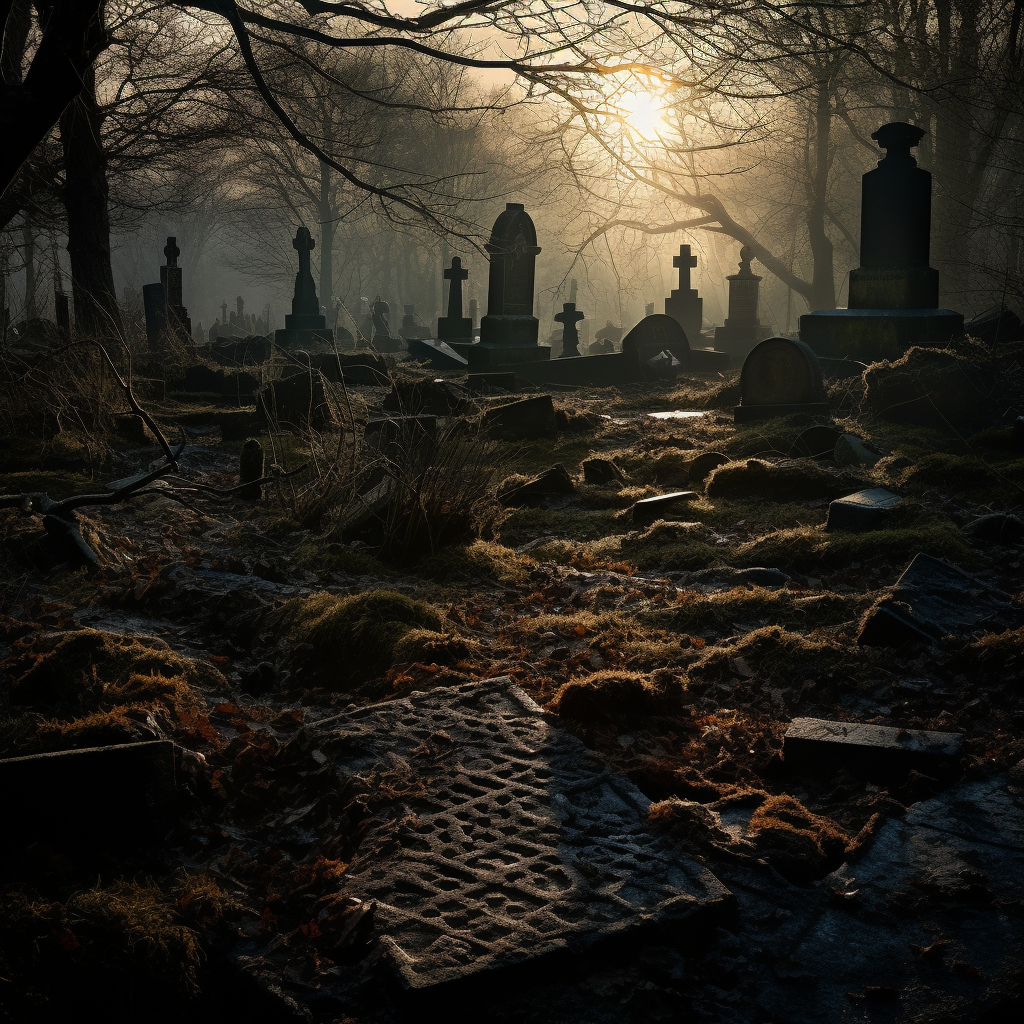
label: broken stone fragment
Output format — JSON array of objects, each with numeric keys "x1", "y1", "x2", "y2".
[
  {"x1": 482, "y1": 394, "x2": 556, "y2": 440},
  {"x1": 582, "y1": 456, "x2": 625, "y2": 485},
  {"x1": 825, "y1": 487, "x2": 902, "y2": 532},
  {"x1": 631, "y1": 490, "x2": 699, "y2": 525},
  {"x1": 833, "y1": 434, "x2": 882, "y2": 467},
  {"x1": 498, "y1": 464, "x2": 576, "y2": 507}
]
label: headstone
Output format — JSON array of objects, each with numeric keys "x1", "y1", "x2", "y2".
[
  {"x1": 621, "y1": 313, "x2": 690, "y2": 367},
  {"x1": 631, "y1": 490, "x2": 699, "y2": 525},
  {"x1": 238, "y1": 438, "x2": 264, "y2": 500},
  {"x1": 664, "y1": 243, "x2": 704, "y2": 345},
  {"x1": 159, "y1": 236, "x2": 192, "y2": 344},
  {"x1": 482, "y1": 394, "x2": 556, "y2": 439},
  {"x1": 714, "y1": 246, "x2": 773, "y2": 361},
  {"x1": 784, "y1": 718, "x2": 962, "y2": 777},
  {"x1": 800, "y1": 123, "x2": 964, "y2": 360},
  {"x1": 791, "y1": 425, "x2": 842, "y2": 459},
  {"x1": 398, "y1": 303, "x2": 429, "y2": 340},
  {"x1": 734, "y1": 337, "x2": 831, "y2": 422},
  {"x1": 498, "y1": 464, "x2": 576, "y2": 506},
  {"x1": 554, "y1": 301, "x2": 585, "y2": 357},
  {"x1": 594, "y1": 320, "x2": 623, "y2": 349},
  {"x1": 834, "y1": 433, "x2": 882, "y2": 467},
  {"x1": 468, "y1": 296, "x2": 479, "y2": 337},
  {"x1": 274, "y1": 226, "x2": 335, "y2": 351},
  {"x1": 688, "y1": 451, "x2": 728, "y2": 488},
  {"x1": 825, "y1": 487, "x2": 903, "y2": 532},
  {"x1": 463, "y1": 203, "x2": 549, "y2": 368},
  {"x1": 582, "y1": 457, "x2": 624, "y2": 485},
  {"x1": 436, "y1": 256, "x2": 472, "y2": 342},
  {"x1": 257, "y1": 369, "x2": 337, "y2": 431}
]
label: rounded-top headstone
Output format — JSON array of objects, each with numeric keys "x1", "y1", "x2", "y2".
[
  {"x1": 740, "y1": 337, "x2": 824, "y2": 407},
  {"x1": 621, "y1": 314, "x2": 690, "y2": 366}
]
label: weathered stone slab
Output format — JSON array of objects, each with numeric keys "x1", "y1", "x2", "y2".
[
  {"x1": 784, "y1": 717, "x2": 962, "y2": 776},
  {"x1": 631, "y1": 490, "x2": 699, "y2": 525},
  {"x1": 0, "y1": 740, "x2": 177, "y2": 851},
  {"x1": 316, "y1": 678, "x2": 729, "y2": 988},
  {"x1": 621, "y1": 314, "x2": 690, "y2": 367},
  {"x1": 407, "y1": 337, "x2": 469, "y2": 369},
  {"x1": 482, "y1": 395, "x2": 556, "y2": 440},
  {"x1": 833, "y1": 433, "x2": 881, "y2": 467},
  {"x1": 825, "y1": 487, "x2": 903, "y2": 532},
  {"x1": 498, "y1": 464, "x2": 575, "y2": 506},
  {"x1": 582, "y1": 457, "x2": 624, "y2": 485},
  {"x1": 858, "y1": 552, "x2": 1023, "y2": 646}
]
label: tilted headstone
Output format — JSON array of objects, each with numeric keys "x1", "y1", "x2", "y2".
[
  {"x1": 274, "y1": 226, "x2": 334, "y2": 351},
  {"x1": 554, "y1": 302, "x2": 584, "y2": 358},
  {"x1": 467, "y1": 203, "x2": 549, "y2": 368},
  {"x1": 800, "y1": 122, "x2": 964, "y2": 360},
  {"x1": 437, "y1": 256, "x2": 472, "y2": 342},
  {"x1": 714, "y1": 246, "x2": 773, "y2": 361},
  {"x1": 621, "y1": 314, "x2": 690, "y2": 369},
  {"x1": 664, "y1": 244, "x2": 703, "y2": 345},
  {"x1": 734, "y1": 337, "x2": 830, "y2": 422}
]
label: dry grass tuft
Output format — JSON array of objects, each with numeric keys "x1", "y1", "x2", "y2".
[
  {"x1": 549, "y1": 669, "x2": 674, "y2": 721},
  {"x1": 746, "y1": 794, "x2": 850, "y2": 881}
]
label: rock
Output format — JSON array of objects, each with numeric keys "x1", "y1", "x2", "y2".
[
  {"x1": 784, "y1": 717, "x2": 962, "y2": 778},
  {"x1": 482, "y1": 395, "x2": 556, "y2": 440},
  {"x1": 965, "y1": 512, "x2": 1024, "y2": 544},
  {"x1": 790, "y1": 425, "x2": 841, "y2": 459},
  {"x1": 825, "y1": 487, "x2": 903, "y2": 532},
  {"x1": 582, "y1": 456, "x2": 624, "y2": 485},
  {"x1": 631, "y1": 490, "x2": 699, "y2": 525},
  {"x1": 688, "y1": 451, "x2": 729, "y2": 489},
  {"x1": 858, "y1": 552, "x2": 1023, "y2": 646},
  {"x1": 498, "y1": 464, "x2": 576, "y2": 507},
  {"x1": 833, "y1": 433, "x2": 881, "y2": 467}
]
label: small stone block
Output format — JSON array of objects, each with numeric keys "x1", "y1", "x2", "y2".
[
  {"x1": 834, "y1": 433, "x2": 881, "y2": 467},
  {"x1": 785, "y1": 717, "x2": 962, "y2": 776},
  {"x1": 631, "y1": 490, "x2": 699, "y2": 525},
  {"x1": 482, "y1": 395, "x2": 556, "y2": 440},
  {"x1": 826, "y1": 487, "x2": 902, "y2": 532}
]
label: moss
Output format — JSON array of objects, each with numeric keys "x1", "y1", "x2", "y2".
[
  {"x1": 747, "y1": 794, "x2": 850, "y2": 882},
  {"x1": 392, "y1": 628, "x2": 481, "y2": 666},
  {"x1": 497, "y1": 506, "x2": 621, "y2": 547},
  {"x1": 706, "y1": 458, "x2": 866, "y2": 502},
  {"x1": 270, "y1": 589, "x2": 446, "y2": 690},
  {"x1": 549, "y1": 670, "x2": 674, "y2": 721},
  {"x1": 295, "y1": 540, "x2": 387, "y2": 576},
  {"x1": 415, "y1": 540, "x2": 531, "y2": 585}
]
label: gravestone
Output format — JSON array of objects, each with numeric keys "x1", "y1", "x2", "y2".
[
  {"x1": 622, "y1": 313, "x2": 690, "y2": 368},
  {"x1": 631, "y1": 490, "x2": 699, "y2": 525},
  {"x1": 664, "y1": 243, "x2": 704, "y2": 345},
  {"x1": 143, "y1": 237, "x2": 192, "y2": 349},
  {"x1": 462, "y1": 203, "x2": 549, "y2": 368},
  {"x1": 801, "y1": 123, "x2": 964, "y2": 360},
  {"x1": 238, "y1": 438, "x2": 264, "y2": 500},
  {"x1": 371, "y1": 295, "x2": 404, "y2": 352},
  {"x1": 734, "y1": 337, "x2": 831, "y2": 422},
  {"x1": 825, "y1": 487, "x2": 903, "y2": 532},
  {"x1": 436, "y1": 256, "x2": 473, "y2": 342},
  {"x1": 594, "y1": 320, "x2": 623, "y2": 351},
  {"x1": 274, "y1": 226, "x2": 335, "y2": 351},
  {"x1": 468, "y1": 296, "x2": 480, "y2": 338},
  {"x1": 398, "y1": 303, "x2": 429, "y2": 340},
  {"x1": 555, "y1": 301, "x2": 585, "y2": 357},
  {"x1": 714, "y1": 246, "x2": 773, "y2": 361}
]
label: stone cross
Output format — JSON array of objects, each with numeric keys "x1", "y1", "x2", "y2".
[
  {"x1": 673, "y1": 244, "x2": 697, "y2": 291},
  {"x1": 293, "y1": 226, "x2": 315, "y2": 276},
  {"x1": 554, "y1": 302, "x2": 585, "y2": 358},
  {"x1": 444, "y1": 256, "x2": 469, "y2": 319},
  {"x1": 220, "y1": 300, "x2": 228, "y2": 323},
  {"x1": 163, "y1": 237, "x2": 180, "y2": 268}
]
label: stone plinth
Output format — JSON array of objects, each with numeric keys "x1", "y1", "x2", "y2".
[
  {"x1": 799, "y1": 308, "x2": 964, "y2": 362},
  {"x1": 734, "y1": 337, "x2": 831, "y2": 422},
  {"x1": 714, "y1": 246, "x2": 773, "y2": 360}
]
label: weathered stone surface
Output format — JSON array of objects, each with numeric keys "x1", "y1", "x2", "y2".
[
  {"x1": 965, "y1": 512, "x2": 1024, "y2": 544},
  {"x1": 483, "y1": 395, "x2": 556, "y2": 440},
  {"x1": 621, "y1": 314, "x2": 690, "y2": 367},
  {"x1": 316, "y1": 677, "x2": 729, "y2": 988},
  {"x1": 833, "y1": 433, "x2": 881, "y2": 467},
  {"x1": 1, "y1": 741, "x2": 176, "y2": 852},
  {"x1": 784, "y1": 717, "x2": 962, "y2": 776},
  {"x1": 631, "y1": 490, "x2": 699, "y2": 525},
  {"x1": 582, "y1": 457, "x2": 624, "y2": 485},
  {"x1": 734, "y1": 337, "x2": 830, "y2": 422},
  {"x1": 257, "y1": 370, "x2": 337, "y2": 431},
  {"x1": 499, "y1": 464, "x2": 575, "y2": 506},
  {"x1": 858, "y1": 552, "x2": 1023, "y2": 646},
  {"x1": 408, "y1": 337, "x2": 469, "y2": 369},
  {"x1": 825, "y1": 487, "x2": 903, "y2": 532},
  {"x1": 687, "y1": 451, "x2": 729, "y2": 488}
]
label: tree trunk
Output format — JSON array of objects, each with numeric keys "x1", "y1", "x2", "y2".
[
  {"x1": 58, "y1": 64, "x2": 122, "y2": 338},
  {"x1": 806, "y1": 73, "x2": 837, "y2": 311},
  {"x1": 318, "y1": 160, "x2": 333, "y2": 310}
]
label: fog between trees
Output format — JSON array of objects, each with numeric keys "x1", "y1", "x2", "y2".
[{"x1": 3, "y1": 1, "x2": 1023, "y2": 338}]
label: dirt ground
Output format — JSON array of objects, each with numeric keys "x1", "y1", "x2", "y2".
[{"x1": 2, "y1": 362, "x2": 1023, "y2": 1023}]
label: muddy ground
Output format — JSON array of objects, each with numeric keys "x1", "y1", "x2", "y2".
[{"x1": 1, "y1": 359, "x2": 1023, "y2": 1023}]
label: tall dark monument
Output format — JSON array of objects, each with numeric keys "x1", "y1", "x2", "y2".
[
  {"x1": 800, "y1": 122, "x2": 963, "y2": 361},
  {"x1": 664, "y1": 243, "x2": 703, "y2": 344},
  {"x1": 275, "y1": 226, "x2": 334, "y2": 350},
  {"x1": 437, "y1": 256, "x2": 472, "y2": 342},
  {"x1": 463, "y1": 203, "x2": 550, "y2": 368},
  {"x1": 143, "y1": 236, "x2": 192, "y2": 349}
]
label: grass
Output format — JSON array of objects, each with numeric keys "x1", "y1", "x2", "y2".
[{"x1": 549, "y1": 670, "x2": 677, "y2": 721}]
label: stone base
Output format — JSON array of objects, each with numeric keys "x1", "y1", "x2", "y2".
[
  {"x1": 274, "y1": 327, "x2": 335, "y2": 351},
  {"x1": 479, "y1": 314, "x2": 539, "y2": 348},
  {"x1": 799, "y1": 308, "x2": 964, "y2": 362},
  {"x1": 713, "y1": 323, "x2": 774, "y2": 361},
  {"x1": 734, "y1": 402, "x2": 832, "y2": 423},
  {"x1": 437, "y1": 316, "x2": 472, "y2": 342},
  {"x1": 507, "y1": 351, "x2": 642, "y2": 387},
  {"x1": 461, "y1": 342, "x2": 551, "y2": 370},
  {"x1": 848, "y1": 266, "x2": 938, "y2": 309},
  {"x1": 285, "y1": 312, "x2": 328, "y2": 331},
  {"x1": 689, "y1": 348, "x2": 733, "y2": 373}
]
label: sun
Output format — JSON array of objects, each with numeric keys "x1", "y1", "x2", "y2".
[{"x1": 619, "y1": 89, "x2": 668, "y2": 140}]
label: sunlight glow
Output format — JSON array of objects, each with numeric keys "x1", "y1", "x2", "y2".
[{"x1": 619, "y1": 88, "x2": 668, "y2": 140}]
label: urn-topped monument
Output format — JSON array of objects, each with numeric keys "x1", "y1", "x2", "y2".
[
  {"x1": 800, "y1": 123, "x2": 963, "y2": 361},
  {"x1": 461, "y1": 203, "x2": 550, "y2": 368}
]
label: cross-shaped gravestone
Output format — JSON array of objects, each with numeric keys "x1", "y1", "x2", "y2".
[
  {"x1": 163, "y1": 237, "x2": 180, "y2": 267},
  {"x1": 444, "y1": 256, "x2": 469, "y2": 319},
  {"x1": 220, "y1": 300, "x2": 228, "y2": 323},
  {"x1": 673, "y1": 244, "x2": 697, "y2": 291},
  {"x1": 293, "y1": 226, "x2": 315, "y2": 276},
  {"x1": 554, "y1": 302, "x2": 585, "y2": 358}
]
